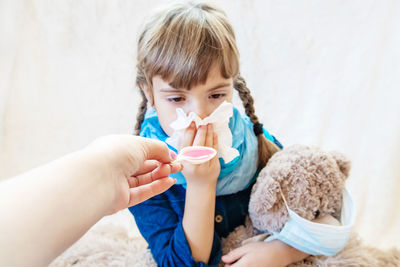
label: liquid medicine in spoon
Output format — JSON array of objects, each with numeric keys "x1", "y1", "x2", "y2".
[{"x1": 174, "y1": 146, "x2": 217, "y2": 164}]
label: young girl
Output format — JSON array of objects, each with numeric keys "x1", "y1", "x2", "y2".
[{"x1": 129, "y1": 1, "x2": 309, "y2": 266}]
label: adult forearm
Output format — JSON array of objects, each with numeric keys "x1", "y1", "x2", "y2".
[
  {"x1": 0, "y1": 148, "x2": 113, "y2": 267},
  {"x1": 182, "y1": 182, "x2": 217, "y2": 264}
]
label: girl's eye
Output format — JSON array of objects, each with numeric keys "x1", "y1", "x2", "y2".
[
  {"x1": 209, "y1": 93, "x2": 226, "y2": 99},
  {"x1": 167, "y1": 97, "x2": 185, "y2": 103}
]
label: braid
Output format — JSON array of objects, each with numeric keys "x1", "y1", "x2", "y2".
[
  {"x1": 234, "y1": 74, "x2": 280, "y2": 169},
  {"x1": 134, "y1": 89, "x2": 148, "y2": 135},
  {"x1": 234, "y1": 75, "x2": 259, "y2": 123}
]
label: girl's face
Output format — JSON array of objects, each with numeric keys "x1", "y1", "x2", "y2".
[{"x1": 145, "y1": 64, "x2": 233, "y2": 136}]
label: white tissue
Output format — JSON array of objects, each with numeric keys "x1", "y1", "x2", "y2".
[{"x1": 166, "y1": 101, "x2": 239, "y2": 163}]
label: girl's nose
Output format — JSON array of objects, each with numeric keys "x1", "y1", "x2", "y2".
[{"x1": 192, "y1": 101, "x2": 210, "y2": 119}]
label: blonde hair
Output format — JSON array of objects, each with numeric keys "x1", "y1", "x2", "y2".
[{"x1": 135, "y1": 1, "x2": 279, "y2": 168}]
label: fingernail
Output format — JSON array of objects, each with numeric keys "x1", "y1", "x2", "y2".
[
  {"x1": 170, "y1": 150, "x2": 177, "y2": 160},
  {"x1": 169, "y1": 162, "x2": 183, "y2": 172}
]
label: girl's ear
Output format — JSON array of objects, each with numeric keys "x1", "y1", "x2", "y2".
[{"x1": 139, "y1": 83, "x2": 153, "y2": 106}]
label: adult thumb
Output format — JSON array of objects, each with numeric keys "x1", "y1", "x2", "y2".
[{"x1": 140, "y1": 137, "x2": 173, "y2": 163}]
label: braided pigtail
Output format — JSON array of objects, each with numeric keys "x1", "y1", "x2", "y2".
[
  {"x1": 234, "y1": 74, "x2": 280, "y2": 169},
  {"x1": 134, "y1": 89, "x2": 148, "y2": 135}
]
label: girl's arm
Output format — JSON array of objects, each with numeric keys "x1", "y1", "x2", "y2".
[
  {"x1": 129, "y1": 187, "x2": 223, "y2": 266},
  {"x1": 180, "y1": 123, "x2": 220, "y2": 263},
  {"x1": 183, "y1": 180, "x2": 217, "y2": 263},
  {"x1": 131, "y1": 123, "x2": 221, "y2": 266}
]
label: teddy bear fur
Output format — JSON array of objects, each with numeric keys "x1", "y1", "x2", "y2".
[
  {"x1": 49, "y1": 210, "x2": 158, "y2": 267},
  {"x1": 221, "y1": 144, "x2": 400, "y2": 267}
]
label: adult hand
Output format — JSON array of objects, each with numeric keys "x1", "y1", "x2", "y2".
[
  {"x1": 85, "y1": 135, "x2": 183, "y2": 214},
  {"x1": 0, "y1": 135, "x2": 182, "y2": 267}
]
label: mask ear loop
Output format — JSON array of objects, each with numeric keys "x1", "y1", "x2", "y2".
[
  {"x1": 277, "y1": 184, "x2": 290, "y2": 211},
  {"x1": 265, "y1": 184, "x2": 291, "y2": 240}
]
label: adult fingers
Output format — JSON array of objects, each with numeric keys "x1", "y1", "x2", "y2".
[
  {"x1": 128, "y1": 163, "x2": 182, "y2": 188},
  {"x1": 141, "y1": 138, "x2": 174, "y2": 164},
  {"x1": 132, "y1": 160, "x2": 159, "y2": 176},
  {"x1": 179, "y1": 122, "x2": 196, "y2": 150},
  {"x1": 167, "y1": 162, "x2": 183, "y2": 175},
  {"x1": 193, "y1": 125, "x2": 207, "y2": 146},
  {"x1": 127, "y1": 177, "x2": 176, "y2": 206}
]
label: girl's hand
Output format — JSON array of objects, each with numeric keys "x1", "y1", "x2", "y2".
[
  {"x1": 179, "y1": 122, "x2": 220, "y2": 187},
  {"x1": 222, "y1": 240, "x2": 300, "y2": 267}
]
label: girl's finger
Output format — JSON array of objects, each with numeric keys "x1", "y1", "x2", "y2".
[
  {"x1": 221, "y1": 246, "x2": 245, "y2": 264},
  {"x1": 179, "y1": 122, "x2": 196, "y2": 149},
  {"x1": 193, "y1": 125, "x2": 207, "y2": 146},
  {"x1": 213, "y1": 132, "x2": 218, "y2": 150},
  {"x1": 205, "y1": 124, "x2": 214, "y2": 147},
  {"x1": 230, "y1": 259, "x2": 246, "y2": 267}
]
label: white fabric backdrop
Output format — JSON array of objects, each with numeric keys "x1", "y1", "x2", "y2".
[{"x1": 1, "y1": 0, "x2": 399, "y2": 250}]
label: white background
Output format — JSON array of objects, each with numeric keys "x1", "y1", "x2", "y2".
[{"x1": 1, "y1": 0, "x2": 399, "y2": 249}]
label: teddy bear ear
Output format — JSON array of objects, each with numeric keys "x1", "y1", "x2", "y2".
[
  {"x1": 250, "y1": 175, "x2": 281, "y2": 213},
  {"x1": 330, "y1": 151, "x2": 351, "y2": 178}
]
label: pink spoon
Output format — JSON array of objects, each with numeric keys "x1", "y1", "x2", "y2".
[{"x1": 174, "y1": 146, "x2": 217, "y2": 164}]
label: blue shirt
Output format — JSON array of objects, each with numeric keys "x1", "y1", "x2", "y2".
[{"x1": 128, "y1": 136, "x2": 282, "y2": 266}]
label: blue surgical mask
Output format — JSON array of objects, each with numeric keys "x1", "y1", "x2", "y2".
[{"x1": 265, "y1": 188, "x2": 355, "y2": 256}]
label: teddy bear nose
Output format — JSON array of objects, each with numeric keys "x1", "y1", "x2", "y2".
[{"x1": 313, "y1": 210, "x2": 320, "y2": 218}]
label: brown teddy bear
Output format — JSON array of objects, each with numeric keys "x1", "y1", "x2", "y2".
[{"x1": 221, "y1": 145, "x2": 400, "y2": 267}]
